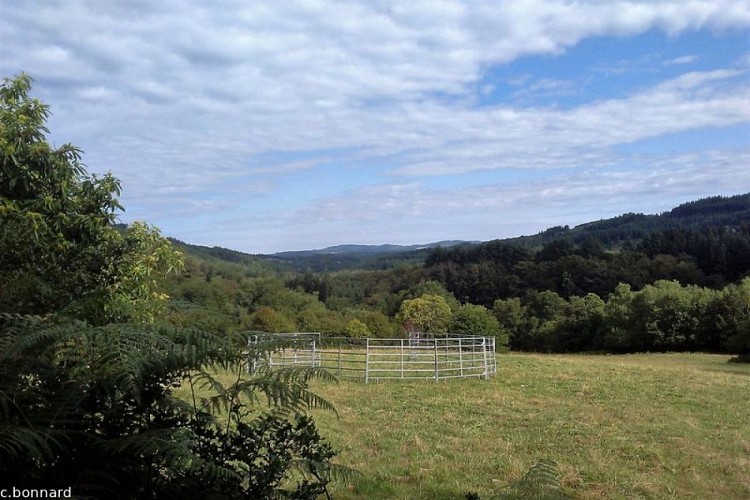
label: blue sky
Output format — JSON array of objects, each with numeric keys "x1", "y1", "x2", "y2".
[{"x1": 2, "y1": 1, "x2": 749, "y2": 253}]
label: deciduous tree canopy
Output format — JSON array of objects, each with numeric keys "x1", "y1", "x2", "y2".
[{"x1": 0, "y1": 73, "x2": 181, "y2": 324}]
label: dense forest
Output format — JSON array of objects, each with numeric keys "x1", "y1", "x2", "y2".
[{"x1": 165, "y1": 193, "x2": 750, "y2": 360}]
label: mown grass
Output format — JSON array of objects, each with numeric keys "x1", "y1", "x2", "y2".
[{"x1": 306, "y1": 353, "x2": 749, "y2": 499}]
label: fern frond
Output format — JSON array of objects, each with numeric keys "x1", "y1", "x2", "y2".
[
  {"x1": 496, "y1": 459, "x2": 571, "y2": 500},
  {"x1": 107, "y1": 427, "x2": 192, "y2": 458},
  {"x1": 289, "y1": 457, "x2": 362, "y2": 485},
  {"x1": 236, "y1": 366, "x2": 338, "y2": 414},
  {"x1": 0, "y1": 424, "x2": 66, "y2": 461}
]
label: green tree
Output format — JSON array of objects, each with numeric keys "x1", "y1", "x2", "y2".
[
  {"x1": 0, "y1": 73, "x2": 181, "y2": 324},
  {"x1": 493, "y1": 297, "x2": 526, "y2": 349},
  {"x1": 451, "y1": 303, "x2": 508, "y2": 352},
  {"x1": 251, "y1": 305, "x2": 296, "y2": 332},
  {"x1": 625, "y1": 281, "x2": 698, "y2": 351},
  {"x1": 723, "y1": 278, "x2": 750, "y2": 362},
  {"x1": 523, "y1": 290, "x2": 566, "y2": 351},
  {"x1": 402, "y1": 280, "x2": 459, "y2": 309},
  {"x1": 358, "y1": 310, "x2": 395, "y2": 338},
  {"x1": 106, "y1": 221, "x2": 184, "y2": 323},
  {"x1": 451, "y1": 303, "x2": 499, "y2": 336},
  {"x1": 396, "y1": 294, "x2": 452, "y2": 333},
  {"x1": 552, "y1": 293, "x2": 607, "y2": 352},
  {"x1": 345, "y1": 318, "x2": 370, "y2": 338},
  {"x1": 294, "y1": 303, "x2": 349, "y2": 335},
  {"x1": 602, "y1": 283, "x2": 635, "y2": 352}
]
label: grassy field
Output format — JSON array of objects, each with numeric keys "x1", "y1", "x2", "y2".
[{"x1": 306, "y1": 353, "x2": 749, "y2": 499}]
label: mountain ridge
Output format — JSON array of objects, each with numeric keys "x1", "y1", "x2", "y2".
[
  {"x1": 273, "y1": 240, "x2": 473, "y2": 258},
  {"x1": 171, "y1": 193, "x2": 749, "y2": 272}
]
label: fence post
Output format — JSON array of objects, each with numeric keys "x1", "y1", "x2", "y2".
[
  {"x1": 459, "y1": 337, "x2": 464, "y2": 377},
  {"x1": 482, "y1": 337, "x2": 489, "y2": 380},
  {"x1": 400, "y1": 339, "x2": 404, "y2": 379},
  {"x1": 337, "y1": 345, "x2": 342, "y2": 375},
  {"x1": 434, "y1": 338, "x2": 439, "y2": 382},
  {"x1": 365, "y1": 338, "x2": 370, "y2": 384}
]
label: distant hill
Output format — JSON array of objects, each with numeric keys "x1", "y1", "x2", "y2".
[
  {"x1": 169, "y1": 239, "x2": 259, "y2": 265},
  {"x1": 170, "y1": 193, "x2": 749, "y2": 273},
  {"x1": 423, "y1": 193, "x2": 750, "y2": 306},
  {"x1": 167, "y1": 239, "x2": 288, "y2": 276},
  {"x1": 268, "y1": 241, "x2": 472, "y2": 272},
  {"x1": 169, "y1": 238, "x2": 473, "y2": 273},
  {"x1": 499, "y1": 193, "x2": 750, "y2": 250},
  {"x1": 275, "y1": 240, "x2": 469, "y2": 257}
]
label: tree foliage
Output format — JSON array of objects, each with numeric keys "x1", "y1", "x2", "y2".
[
  {"x1": 397, "y1": 294, "x2": 452, "y2": 334},
  {"x1": 450, "y1": 303, "x2": 507, "y2": 349},
  {"x1": 490, "y1": 280, "x2": 750, "y2": 356},
  {"x1": 0, "y1": 73, "x2": 181, "y2": 324},
  {"x1": 345, "y1": 318, "x2": 370, "y2": 338},
  {"x1": 425, "y1": 213, "x2": 750, "y2": 307}
]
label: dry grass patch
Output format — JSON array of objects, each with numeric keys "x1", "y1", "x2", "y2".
[{"x1": 310, "y1": 353, "x2": 749, "y2": 499}]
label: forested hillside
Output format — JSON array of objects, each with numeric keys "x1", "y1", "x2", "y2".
[
  {"x1": 269, "y1": 241, "x2": 470, "y2": 272},
  {"x1": 175, "y1": 194, "x2": 750, "y2": 273},
  {"x1": 502, "y1": 194, "x2": 750, "y2": 249},
  {"x1": 426, "y1": 221, "x2": 750, "y2": 305},
  {"x1": 167, "y1": 193, "x2": 749, "y2": 359}
]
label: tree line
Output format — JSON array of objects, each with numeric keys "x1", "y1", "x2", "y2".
[
  {"x1": 160, "y1": 192, "x2": 750, "y2": 363},
  {"x1": 165, "y1": 243, "x2": 749, "y2": 360},
  {"x1": 495, "y1": 280, "x2": 749, "y2": 358}
]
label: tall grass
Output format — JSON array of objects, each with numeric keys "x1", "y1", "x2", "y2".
[{"x1": 309, "y1": 353, "x2": 749, "y2": 499}]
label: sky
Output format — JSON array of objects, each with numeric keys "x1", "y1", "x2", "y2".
[{"x1": 1, "y1": 1, "x2": 749, "y2": 254}]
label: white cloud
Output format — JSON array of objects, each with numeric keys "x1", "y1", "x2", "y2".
[
  {"x1": 664, "y1": 55, "x2": 698, "y2": 65},
  {"x1": 259, "y1": 149, "x2": 750, "y2": 250},
  {"x1": 1, "y1": 0, "x2": 749, "y2": 252},
  {"x1": 388, "y1": 67, "x2": 748, "y2": 176}
]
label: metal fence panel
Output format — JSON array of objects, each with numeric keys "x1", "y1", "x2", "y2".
[{"x1": 251, "y1": 333, "x2": 497, "y2": 382}]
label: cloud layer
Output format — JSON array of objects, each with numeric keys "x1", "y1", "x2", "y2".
[{"x1": 2, "y1": 1, "x2": 748, "y2": 252}]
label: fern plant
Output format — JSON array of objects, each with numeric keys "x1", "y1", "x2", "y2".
[
  {"x1": 495, "y1": 459, "x2": 571, "y2": 500},
  {"x1": 0, "y1": 314, "x2": 346, "y2": 498}
]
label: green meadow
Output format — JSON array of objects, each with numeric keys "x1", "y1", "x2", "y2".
[{"x1": 307, "y1": 353, "x2": 749, "y2": 499}]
